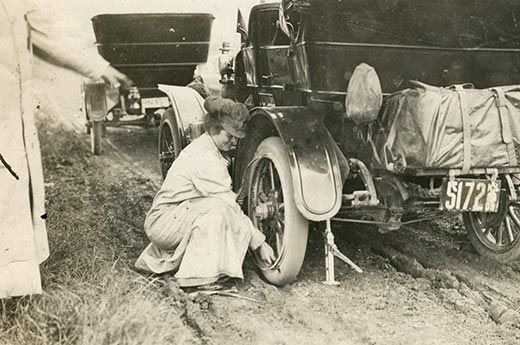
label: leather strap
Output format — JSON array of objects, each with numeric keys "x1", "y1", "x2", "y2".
[
  {"x1": 455, "y1": 85, "x2": 472, "y2": 174},
  {"x1": 492, "y1": 88, "x2": 517, "y2": 166}
]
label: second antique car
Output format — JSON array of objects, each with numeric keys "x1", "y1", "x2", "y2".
[
  {"x1": 83, "y1": 12, "x2": 214, "y2": 154},
  {"x1": 160, "y1": 0, "x2": 520, "y2": 285}
]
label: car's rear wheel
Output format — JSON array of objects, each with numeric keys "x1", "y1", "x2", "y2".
[
  {"x1": 464, "y1": 177, "x2": 520, "y2": 263},
  {"x1": 248, "y1": 137, "x2": 309, "y2": 285},
  {"x1": 158, "y1": 108, "x2": 181, "y2": 179}
]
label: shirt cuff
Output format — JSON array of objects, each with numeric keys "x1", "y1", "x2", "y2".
[{"x1": 249, "y1": 227, "x2": 266, "y2": 251}]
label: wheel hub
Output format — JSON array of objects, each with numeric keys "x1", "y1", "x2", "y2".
[
  {"x1": 159, "y1": 150, "x2": 175, "y2": 162},
  {"x1": 255, "y1": 202, "x2": 275, "y2": 220}
]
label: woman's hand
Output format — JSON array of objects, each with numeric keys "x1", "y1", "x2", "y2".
[
  {"x1": 101, "y1": 66, "x2": 134, "y2": 90},
  {"x1": 257, "y1": 242, "x2": 276, "y2": 266}
]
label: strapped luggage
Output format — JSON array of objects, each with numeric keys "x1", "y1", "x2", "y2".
[{"x1": 375, "y1": 81, "x2": 520, "y2": 174}]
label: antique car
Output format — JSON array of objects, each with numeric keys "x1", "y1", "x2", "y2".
[
  {"x1": 82, "y1": 13, "x2": 214, "y2": 154},
  {"x1": 161, "y1": 0, "x2": 520, "y2": 285}
]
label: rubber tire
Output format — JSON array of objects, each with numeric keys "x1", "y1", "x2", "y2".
[
  {"x1": 463, "y1": 191, "x2": 520, "y2": 263},
  {"x1": 158, "y1": 108, "x2": 182, "y2": 179},
  {"x1": 90, "y1": 121, "x2": 103, "y2": 155},
  {"x1": 250, "y1": 137, "x2": 309, "y2": 285}
]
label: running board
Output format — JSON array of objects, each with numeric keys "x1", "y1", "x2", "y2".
[{"x1": 323, "y1": 219, "x2": 363, "y2": 285}]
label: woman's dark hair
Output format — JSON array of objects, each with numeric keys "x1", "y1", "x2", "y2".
[{"x1": 203, "y1": 111, "x2": 223, "y2": 135}]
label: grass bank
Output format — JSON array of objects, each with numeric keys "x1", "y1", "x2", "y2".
[{"x1": 0, "y1": 115, "x2": 195, "y2": 345}]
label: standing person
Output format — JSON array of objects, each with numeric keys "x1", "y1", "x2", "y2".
[
  {"x1": 0, "y1": 0, "x2": 132, "y2": 299},
  {"x1": 135, "y1": 97, "x2": 275, "y2": 288},
  {"x1": 217, "y1": 41, "x2": 234, "y2": 83}
]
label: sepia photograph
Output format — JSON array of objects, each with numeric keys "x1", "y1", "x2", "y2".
[{"x1": 2, "y1": 0, "x2": 520, "y2": 344}]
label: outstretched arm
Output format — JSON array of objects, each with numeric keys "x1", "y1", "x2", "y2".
[{"x1": 25, "y1": 0, "x2": 132, "y2": 88}]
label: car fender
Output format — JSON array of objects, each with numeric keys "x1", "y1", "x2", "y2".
[
  {"x1": 237, "y1": 106, "x2": 342, "y2": 221},
  {"x1": 158, "y1": 84, "x2": 206, "y2": 146}
]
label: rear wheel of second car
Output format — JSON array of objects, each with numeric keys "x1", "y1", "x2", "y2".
[{"x1": 158, "y1": 108, "x2": 182, "y2": 179}]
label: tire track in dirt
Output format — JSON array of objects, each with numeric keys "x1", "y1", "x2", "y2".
[
  {"x1": 102, "y1": 136, "x2": 161, "y2": 189},
  {"x1": 372, "y1": 244, "x2": 520, "y2": 326},
  {"x1": 60, "y1": 111, "x2": 162, "y2": 190},
  {"x1": 176, "y1": 271, "x2": 369, "y2": 345},
  {"x1": 325, "y1": 220, "x2": 520, "y2": 343}
]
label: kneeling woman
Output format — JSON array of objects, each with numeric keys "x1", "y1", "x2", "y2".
[{"x1": 136, "y1": 97, "x2": 275, "y2": 287}]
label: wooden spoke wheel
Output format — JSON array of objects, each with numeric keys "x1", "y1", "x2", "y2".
[
  {"x1": 158, "y1": 108, "x2": 181, "y2": 179},
  {"x1": 464, "y1": 177, "x2": 520, "y2": 263},
  {"x1": 249, "y1": 137, "x2": 308, "y2": 285}
]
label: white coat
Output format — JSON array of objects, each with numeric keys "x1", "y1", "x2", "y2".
[
  {"x1": 135, "y1": 133, "x2": 266, "y2": 287},
  {"x1": 0, "y1": 0, "x2": 109, "y2": 298}
]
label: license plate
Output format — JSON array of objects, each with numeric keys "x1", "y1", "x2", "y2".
[
  {"x1": 141, "y1": 97, "x2": 169, "y2": 109},
  {"x1": 440, "y1": 178, "x2": 501, "y2": 212}
]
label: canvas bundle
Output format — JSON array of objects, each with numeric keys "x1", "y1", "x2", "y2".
[
  {"x1": 375, "y1": 81, "x2": 520, "y2": 173},
  {"x1": 345, "y1": 63, "x2": 382, "y2": 125}
]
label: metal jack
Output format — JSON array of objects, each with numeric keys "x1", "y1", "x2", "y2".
[{"x1": 323, "y1": 219, "x2": 363, "y2": 285}]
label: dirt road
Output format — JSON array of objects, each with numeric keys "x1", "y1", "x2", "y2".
[{"x1": 89, "y1": 123, "x2": 520, "y2": 345}]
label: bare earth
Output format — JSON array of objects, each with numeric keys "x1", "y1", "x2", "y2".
[{"x1": 92, "y1": 123, "x2": 520, "y2": 345}]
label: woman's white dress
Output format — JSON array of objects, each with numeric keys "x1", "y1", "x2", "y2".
[{"x1": 135, "y1": 133, "x2": 265, "y2": 287}]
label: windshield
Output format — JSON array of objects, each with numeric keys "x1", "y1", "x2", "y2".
[{"x1": 293, "y1": 0, "x2": 520, "y2": 49}]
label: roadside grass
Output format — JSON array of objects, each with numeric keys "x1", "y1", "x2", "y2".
[{"x1": 0, "y1": 115, "x2": 193, "y2": 345}]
